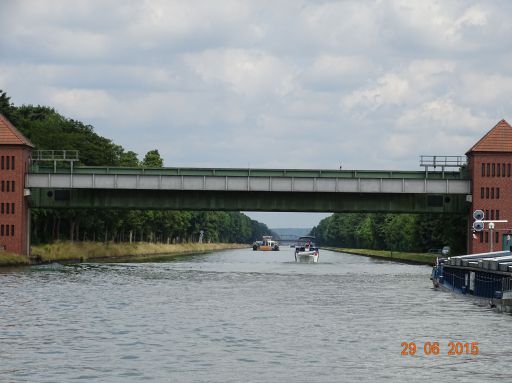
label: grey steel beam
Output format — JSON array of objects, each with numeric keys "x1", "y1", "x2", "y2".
[{"x1": 26, "y1": 173, "x2": 470, "y2": 195}]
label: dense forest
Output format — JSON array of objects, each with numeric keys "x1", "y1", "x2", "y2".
[
  {"x1": 0, "y1": 90, "x2": 272, "y2": 244},
  {"x1": 311, "y1": 212, "x2": 467, "y2": 255}
]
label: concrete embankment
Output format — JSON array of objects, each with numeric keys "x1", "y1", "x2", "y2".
[
  {"x1": 324, "y1": 247, "x2": 440, "y2": 265},
  {"x1": 0, "y1": 241, "x2": 248, "y2": 267}
]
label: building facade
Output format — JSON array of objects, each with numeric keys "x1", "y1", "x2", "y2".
[
  {"x1": 0, "y1": 114, "x2": 33, "y2": 255},
  {"x1": 466, "y1": 120, "x2": 512, "y2": 254}
]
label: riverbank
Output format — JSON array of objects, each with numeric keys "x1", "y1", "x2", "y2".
[
  {"x1": 0, "y1": 241, "x2": 248, "y2": 267},
  {"x1": 0, "y1": 252, "x2": 30, "y2": 266},
  {"x1": 324, "y1": 247, "x2": 439, "y2": 265}
]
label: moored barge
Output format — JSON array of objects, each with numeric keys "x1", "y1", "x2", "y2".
[{"x1": 431, "y1": 250, "x2": 512, "y2": 312}]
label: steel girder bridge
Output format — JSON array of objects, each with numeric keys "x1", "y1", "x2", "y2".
[{"x1": 25, "y1": 165, "x2": 470, "y2": 214}]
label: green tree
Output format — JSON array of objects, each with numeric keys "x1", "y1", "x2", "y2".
[
  {"x1": 0, "y1": 89, "x2": 17, "y2": 122},
  {"x1": 142, "y1": 149, "x2": 164, "y2": 167}
]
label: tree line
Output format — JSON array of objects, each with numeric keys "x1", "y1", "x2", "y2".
[
  {"x1": 0, "y1": 90, "x2": 272, "y2": 244},
  {"x1": 311, "y1": 212, "x2": 468, "y2": 255}
]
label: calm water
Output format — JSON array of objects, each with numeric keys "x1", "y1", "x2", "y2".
[{"x1": 1, "y1": 248, "x2": 512, "y2": 382}]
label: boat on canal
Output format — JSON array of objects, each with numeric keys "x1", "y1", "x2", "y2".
[
  {"x1": 294, "y1": 236, "x2": 319, "y2": 263},
  {"x1": 253, "y1": 236, "x2": 280, "y2": 251},
  {"x1": 431, "y1": 250, "x2": 512, "y2": 312}
]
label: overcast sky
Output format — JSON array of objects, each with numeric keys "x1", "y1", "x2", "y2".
[{"x1": 1, "y1": 1, "x2": 512, "y2": 228}]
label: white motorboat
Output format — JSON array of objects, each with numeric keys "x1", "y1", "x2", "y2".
[{"x1": 294, "y1": 236, "x2": 319, "y2": 263}]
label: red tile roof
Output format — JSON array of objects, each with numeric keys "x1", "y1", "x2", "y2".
[
  {"x1": 467, "y1": 119, "x2": 512, "y2": 154},
  {"x1": 0, "y1": 113, "x2": 33, "y2": 147}
]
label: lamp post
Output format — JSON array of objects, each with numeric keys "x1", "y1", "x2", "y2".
[{"x1": 489, "y1": 222, "x2": 495, "y2": 252}]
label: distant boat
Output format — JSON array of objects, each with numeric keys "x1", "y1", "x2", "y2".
[
  {"x1": 294, "y1": 236, "x2": 319, "y2": 263},
  {"x1": 253, "y1": 236, "x2": 280, "y2": 251}
]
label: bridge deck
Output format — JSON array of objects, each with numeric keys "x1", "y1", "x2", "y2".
[
  {"x1": 26, "y1": 166, "x2": 470, "y2": 212},
  {"x1": 27, "y1": 167, "x2": 470, "y2": 194},
  {"x1": 31, "y1": 165, "x2": 466, "y2": 179}
]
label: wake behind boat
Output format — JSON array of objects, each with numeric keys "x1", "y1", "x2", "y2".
[{"x1": 294, "y1": 236, "x2": 319, "y2": 263}]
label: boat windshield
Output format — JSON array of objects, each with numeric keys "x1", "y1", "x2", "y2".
[{"x1": 296, "y1": 236, "x2": 316, "y2": 247}]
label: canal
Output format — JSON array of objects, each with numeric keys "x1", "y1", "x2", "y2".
[{"x1": 1, "y1": 248, "x2": 512, "y2": 382}]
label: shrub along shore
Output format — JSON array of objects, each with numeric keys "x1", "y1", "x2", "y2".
[
  {"x1": 324, "y1": 247, "x2": 440, "y2": 265},
  {"x1": 0, "y1": 241, "x2": 248, "y2": 267}
]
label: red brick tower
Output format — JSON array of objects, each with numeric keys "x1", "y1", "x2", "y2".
[
  {"x1": 466, "y1": 120, "x2": 512, "y2": 254},
  {"x1": 0, "y1": 114, "x2": 33, "y2": 255}
]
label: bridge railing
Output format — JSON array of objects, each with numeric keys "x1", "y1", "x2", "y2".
[
  {"x1": 420, "y1": 155, "x2": 466, "y2": 178},
  {"x1": 32, "y1": 150, "x2": 79, "y2": 161},
  {"x1": 420, "y1": 155, "x2": 466, "y2": 168},
  {"x1": 31, "y1": 150, "x2": 80, "y2": 173}
]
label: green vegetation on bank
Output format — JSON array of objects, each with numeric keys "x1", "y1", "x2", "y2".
[
  {"x1": 325, "y1": 247, "x2": 439, "y2": 265},
  {"x1": 312, "y1": 212, "x2": 466, "y2": 256},
  {"x1": 0, "y1": 252, "x2": 30, "y2": 266},
  {"x1": 30, "y1": 241, "x2": 247, "y2": 264}
]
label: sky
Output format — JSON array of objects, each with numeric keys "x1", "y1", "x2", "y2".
[{"x1": 1, "y1": 1, "x2": 512, "y2": 228}]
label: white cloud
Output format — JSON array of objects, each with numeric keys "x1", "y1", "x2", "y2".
[
  {"x1": 460, "y1": 73, "x2": 512, "y2": 106},
  {"x1": 397, "y1": 98, "x2": 488, "y2": 131},
  {"x1": 387, "y1": 1, "x2": 489, "y2": 51},
  {"x1": 47, "y1": 88, "x2": 114, "y2": 120},
  {"x1": 183, "y1": 49, "x2": 297, "y2": 97},
  {"x1": 341, "y1": 73, "x2": 410, "y2": 110}
]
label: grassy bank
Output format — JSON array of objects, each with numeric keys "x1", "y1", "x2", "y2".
[
  {"x1": 0, "y1": 252, "x2": 30, "y2": 266},
  {"x1": 27, "y1": 241, "x2": 248, "y2": 264},
  {"x1": 324, "y1": 247, "x2": 440, "y2": 265}
]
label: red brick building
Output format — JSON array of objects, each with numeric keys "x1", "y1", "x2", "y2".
[
  {"x1": 466, "y1": 119, "x2": 512, "y2": 254},
  {"x1": 0, "y1": 114, "x2": 33, "y2": 255}
]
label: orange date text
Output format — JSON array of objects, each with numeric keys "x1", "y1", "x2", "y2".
[{"x1": 401, "y1": 341, "x2": 479, "y2": 356}]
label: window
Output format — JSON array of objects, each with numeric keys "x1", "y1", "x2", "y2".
[
  {"x1": 6, "y1": 181, "x2": 9, "y2": 192},
  {"x1": 11, "y1": 156, "x2": 14, "y2": 170},
  {"x1": 482, "y1": 163, "x2": 485, "y2": 177},
  {"x1": 491, "y1": 188, "x2": 495, "y2": 199},
  {"x1": 0, "y1": 224, "x2": 3, "y2": 236},
  {"x1": 5, "y1": 204, "x2": 9, "y2": 214},
  {"x1": 486, "y1": 188, "x2": 489, "y2": 199},
  {"x1": 481, "y1": 187, "x2": 485, "y2": 198},
  {"x1": 5, "y1": 225, "x2": 9, "y2": 236},
  {"x1": 487, "y1": 163, "x2": 491, "y2": 176},
  {"x1": 0, "y1": 156, "x2": 3, "y2": 170},
  {"x1": 497, "y1": 163, "x2": 501, "y2": 177},
  {"x1": 12, "y1": 181, "x2": 15, "y2": 193},
  {"x1": 480, "y1": 232, "x2": 484, "y2": 243},
  {"x1": 11, "y1": 225, "x2": 14, "y2": 236},
  {"x1": 485, "y1": 231, "x2": 489, "y2": 243},
  {"x1": 492, "y1": 163, "x2": 495, "y2": 177},
  {"x1": 491, "y1": 210, "x2": 495, "y2": 220},
  {"x1": 486, "y1": 210, "x2": 489, "y2": 219},
  {"x1": 497, "y1": 210, "x2": 500, "y2": 220},
  {"x1": 508, "y1": 163, "x2": 511, "y2": 177},
  {"x1": 0, "y1": 203, "x2": 3, "y2": 214},
  {"x1": 11, "y1": 203, "x2": 14, "y2": 215},
  {"x1": 1, "y1": 181, "x2": 4, "y2": 192},
  {"x1": 496, "y1": 231, "x2": 500, "y2": 244},
  {"x1": 503, "y1": 163, "x2": 506, "y2": 177},
  {"x1": 497, "y1": 188, "x2": 500, "y2": 199}
]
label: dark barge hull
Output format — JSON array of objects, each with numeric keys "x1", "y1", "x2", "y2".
[{"x1": 431, "y1": 251, "x2": 512, "y2": 312}]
